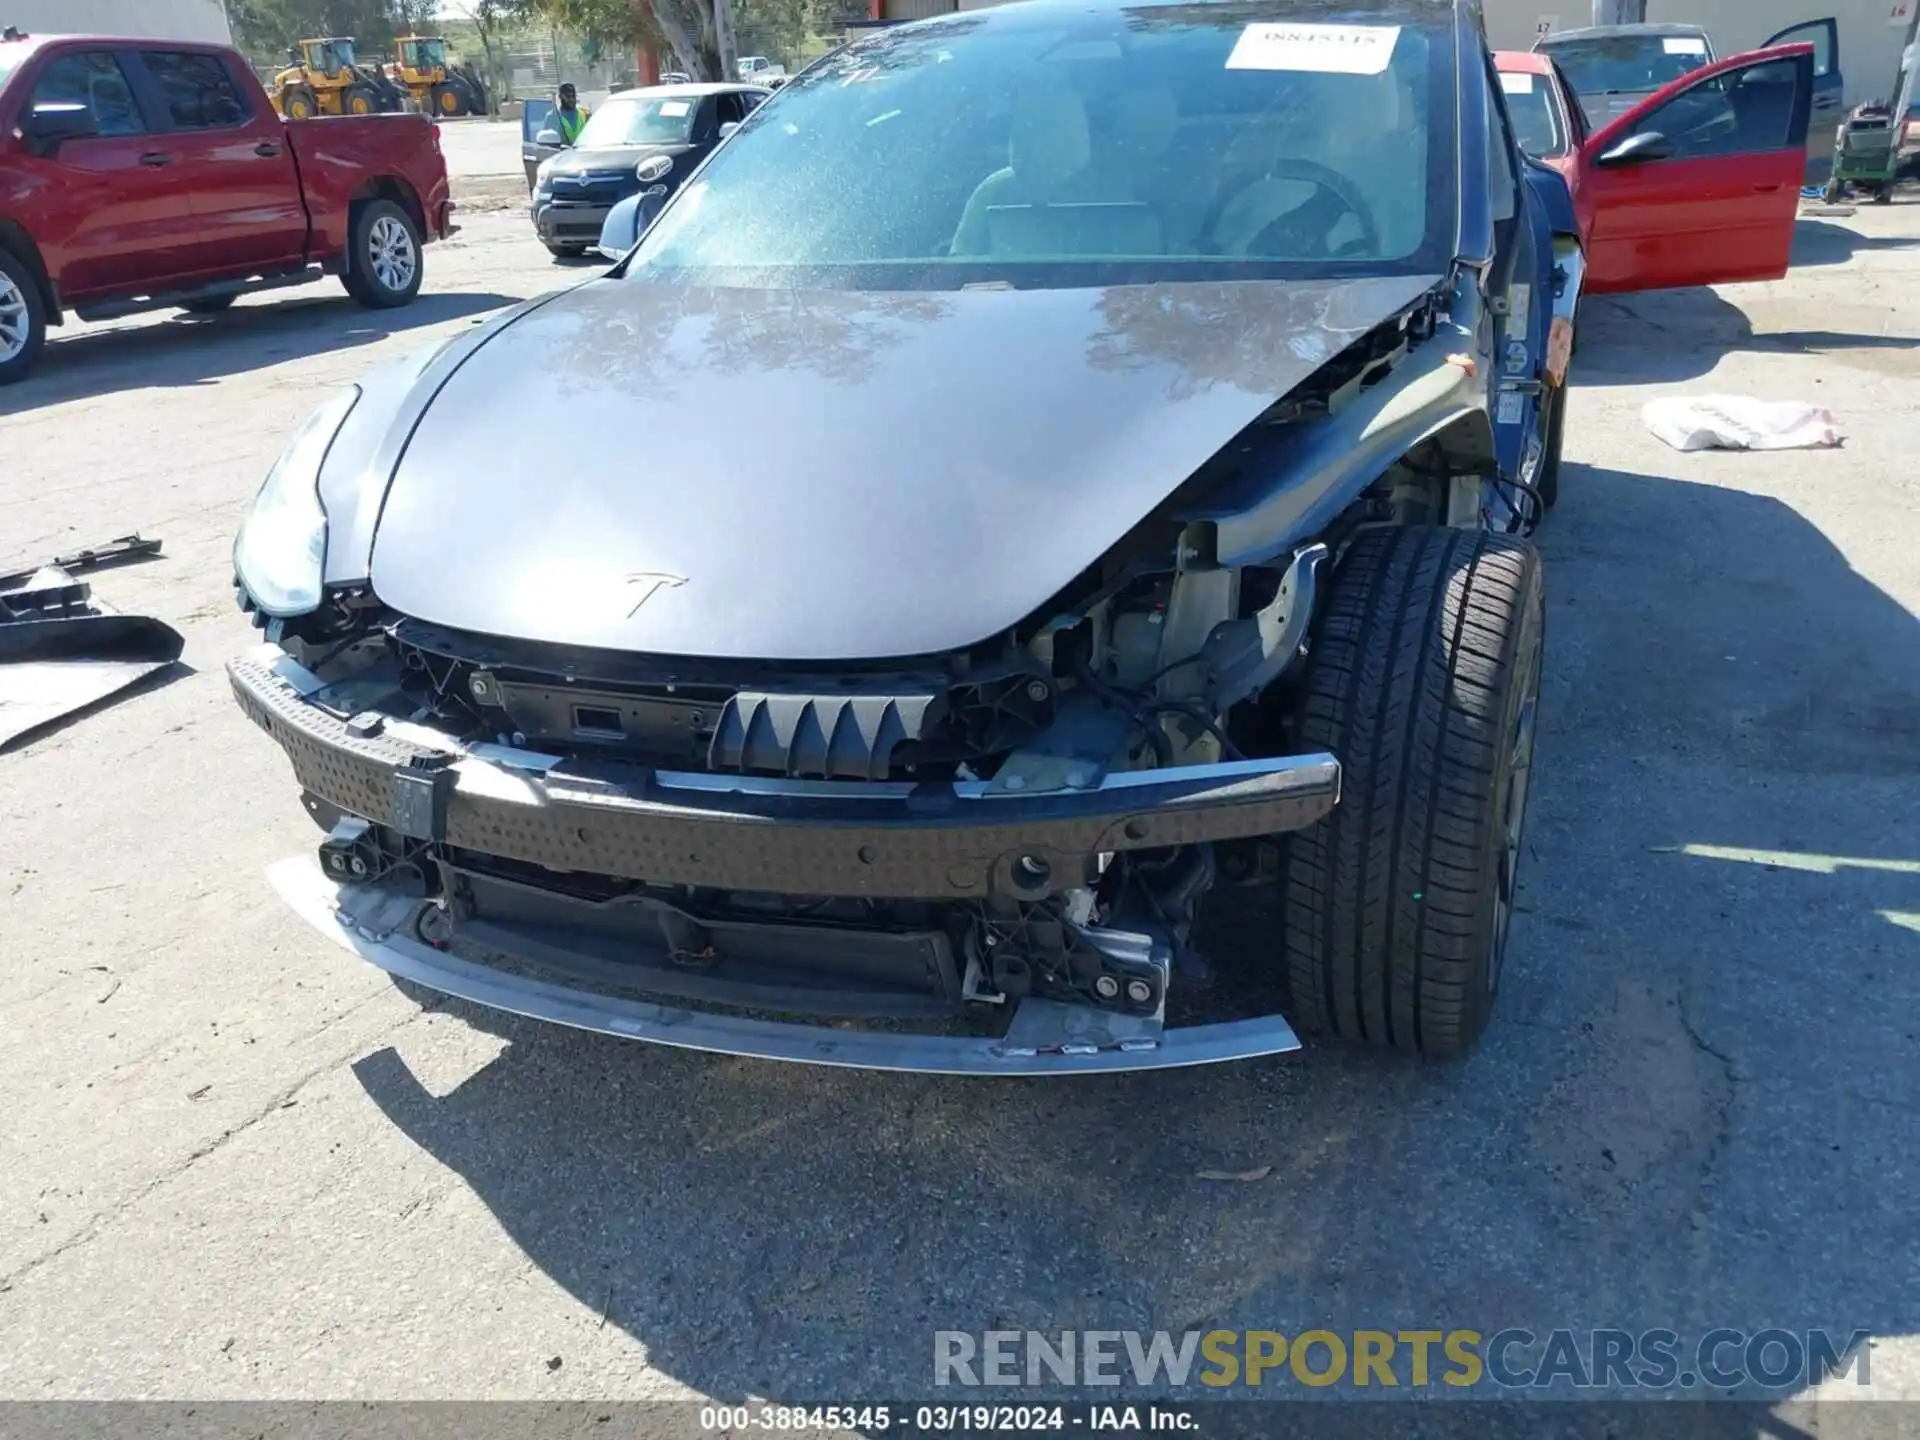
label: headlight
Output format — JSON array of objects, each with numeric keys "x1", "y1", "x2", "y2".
[
  {"x1": 635, "y1": 153, "x2": 673, "y2": 183},
  {"x1": 234, "y1": 387, "x2": 358, "y2": 617},
  {"x1": 535, "y1": 158, "x2": 556, "y2": 192}
]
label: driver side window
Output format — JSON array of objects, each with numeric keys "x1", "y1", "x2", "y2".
[
  {"x1": 30, "y1": 51, "x2": 146, "y2": 136},
  {"x1": 1627, "y1": 57, "x2": 1799, "y2": 160}
]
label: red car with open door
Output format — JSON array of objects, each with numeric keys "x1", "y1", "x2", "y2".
[{"x1": 1497, "y1": 42, "x2": 1815, "y2": 297}]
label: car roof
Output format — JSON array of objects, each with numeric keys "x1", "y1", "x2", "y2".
[
  {"x1": 0, "y1": 32, "x2": 236, "y2": 53},
  {"x1": 1538, "y1": 22, "x2": 1710, "y2": 45},
  {"x1": 603, "y1": 81, "x2": 768, "y2": 100},
  {"x1": 1493, "y1": 50, "x2": 1554, "y2": 74}
]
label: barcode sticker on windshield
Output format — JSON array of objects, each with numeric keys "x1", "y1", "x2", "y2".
[
  {"x1": 658, "y1": 99, "x2": 692, "y2": 116},
  {"x1": 1663, "y1": 37, "x2": 1708, "y2": 55},
  {"x1": 1226, "y1": 23, "x2": 1402, "y2": 75},
  {"x1": 1500, "y1": 71, "x2": 1536, "y2": 94}
]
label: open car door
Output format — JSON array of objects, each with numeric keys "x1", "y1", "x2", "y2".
[
  {"x1": 1580, "y1": 43, "x2": 1815, "y2": 295},
  {"x1": 522, "y1": 97, "x2": 560, "y2": 192},
  {"x1": 1763, "y1": 17, "x2": 1843, "y2": 184}
]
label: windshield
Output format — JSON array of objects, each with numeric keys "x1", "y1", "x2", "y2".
[
  {"x1": 626, "y1": 3, "x2": 1455, "y2": 290},
  {"x1": 1543, "y1": 35, "x2": 1709, "y2": 98},
  {"x1": 405, "y1": 39, "x2": 446, "y2": 67},
  {"x1": 0, "y1": 41, "x2": 22, "y2": 89},
  {"x1": 316, "y1": 39, "x2": 355, "y2": 69},
  {"x1": 1499, "y1": 69, "x2": 1567, "y2": 159},
  {"x1": 576, "y1": 92, "x2": 700, "y2": 147}
]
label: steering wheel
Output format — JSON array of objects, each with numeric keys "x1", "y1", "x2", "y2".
[{"x1": 1219, "y1": 158, "x2": 1383, "y2": 260}]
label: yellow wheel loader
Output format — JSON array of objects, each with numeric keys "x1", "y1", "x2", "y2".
[
  {"x1": 272, "y1": 38, "x2": 405, "y2": 119},
  {"x1": 389, "y1": 36, "x2": 490, "y2": 118}
]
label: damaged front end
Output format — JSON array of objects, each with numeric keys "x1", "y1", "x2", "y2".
[
  {"x1": 228, "y1": 550, "x2": 1341, "y2": 1069},
  {"x1": 229, "y1": 444, "x2": 1371, "y2": 1072},
  {"x1": 229, "y1": 250, "x2": 1529, "y2": 1070}
]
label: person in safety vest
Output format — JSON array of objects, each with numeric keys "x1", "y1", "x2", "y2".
[{"x1": 554, "y1": 82, "x2": 588, "y2": 144}]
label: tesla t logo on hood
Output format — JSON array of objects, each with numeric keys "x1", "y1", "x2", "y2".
[{"x1": 624, "y1": 571, "x2": 687, "y2": 616}]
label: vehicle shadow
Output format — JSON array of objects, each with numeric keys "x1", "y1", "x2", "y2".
[
  {"x1": 1788, "y1": 218, "x2": 1920, "y2": 267},
  {"x1": 1578, "y1": 290, "x2": 1918, "y2": 386},
  {"x1": 1572, "y1": 217, "x2": 1920, "y2": 387},
  {"x1": 350, "y1": 466, "x2": 1919, "y2": 1405},
  {"x1": 0, "y1": 290, "x2": 517, "y2": 414}
]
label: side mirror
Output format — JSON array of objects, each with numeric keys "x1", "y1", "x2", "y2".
[
  {"x1": 718, "y1": 120, "x2": 740, "y2": 139},
  {"x1": 535, "y1": 126, "x2": 564, "y2": 147},
  {"x1": 1595, "y1": 130, "x2": 1674, "y2": 167},
  {"x1": 22, "y1": 101, "x2": 98, "y2": 154},
  {"x1": 594, "y1": 188, "x2": 665, "y2": 260}
]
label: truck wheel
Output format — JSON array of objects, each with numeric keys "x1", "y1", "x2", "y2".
[
  {"x1": 431, "y1": 83, "x2": 463, "y2": 117},
  {"x1": 344, "y1": 85, "x2": 376, "y2": 116},
  {"x1": 341, "y1": 199, "x2": 423, "y2": 308},
  {"x1": 284, "y1": 86, "x2": 318, "y2": 120},
  {"x1": 0, "y1": 247, "x2": 47, "y2": 386},
  {"x1": 1279, "y1": 526, "x2": 1545, "y2": 1058}
]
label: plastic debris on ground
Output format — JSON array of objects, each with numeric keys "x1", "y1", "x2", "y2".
[
  {"x1": 1642, "y1": 396, "x2": 1843, "y2": 454},
  {"x1": 0, "y1": 536, "x2": 183, "y2": 750}
]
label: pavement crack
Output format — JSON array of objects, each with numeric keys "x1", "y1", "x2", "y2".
[
  {"x1": 0, "y1": 1001, "x2": 416, "y2": 1294},
  {"x1": 1676, "y1": 988, "x2": 1740, "y2": 1224}
]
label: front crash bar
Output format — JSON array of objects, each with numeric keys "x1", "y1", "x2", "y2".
[{"x1": 270, "y1": 856, "x2": 1305, "y2": 1076}]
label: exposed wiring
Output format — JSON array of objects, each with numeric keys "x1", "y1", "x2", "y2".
[
  {"x1": 1072, "y1": 659, "x2": 1245, "y2": 764},
  {"x1": 1135, "y1": 699, "x2": 1248, "y2": 762}
]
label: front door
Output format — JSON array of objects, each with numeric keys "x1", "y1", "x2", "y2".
[
  {"x1": 1580, "y1": 44, "x2": 1815, "y2": 296},
  {"x1": 12, "y1": 47, "x2": 189, "y2": 298},
  {"x1": 128, "y1": 48, "x2": 308, "y2": 277},
  {"x1": 1763, "y1": 18, "x2": 1844, "y2": 184}
]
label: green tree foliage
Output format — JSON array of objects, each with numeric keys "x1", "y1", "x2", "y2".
[
  {"x1": 227, "y1": 0, "x2": 449, "y2": 66},
  {"x1": 521, "y1": 0, "x2": 828, "y2": 80}
]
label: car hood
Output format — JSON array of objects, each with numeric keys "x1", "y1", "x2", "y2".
[
  {"x1": 548, "y1": 142, "x2": 694, "y2": 176},
  {"x1": 368, "y1": 273, "x2": 1440, "y2": 661}
]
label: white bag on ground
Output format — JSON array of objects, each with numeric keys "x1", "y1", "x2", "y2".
[{"x1": 1643, "y1": 396, "x2": 1842, "y2": 453}]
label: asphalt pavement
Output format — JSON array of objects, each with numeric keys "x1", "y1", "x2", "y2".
[{"x1": 0, "y1": 203, "x2": 1916, "y2": 1406}]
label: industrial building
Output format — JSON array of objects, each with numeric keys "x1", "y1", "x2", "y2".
[
  {"x1": 4, "y1": 0, "x2": 232, "y2": 43},
  {"x1": 869, "y1": 0, "x2": 1917, "y2": 109},
  {"x1": 1481, "y1": 0, "x2": 1916, "y2": 107}
]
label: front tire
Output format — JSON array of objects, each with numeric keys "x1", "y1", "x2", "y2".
[
  {"x1": 341, "y1": 198, "x2": 423, "y2": 308},
  {"x1": 1280, "y1": 526, "x2": 1545, "y2": 1058},
  {"x1": 0, "y1": 247, "x2": 47, "y2": 385},
  {"x1": 431, "y1": 83, "x2": 463, "y2": 117},
  {"x1": 344, "y1": 85, "x2": 375, "y2": 115}
]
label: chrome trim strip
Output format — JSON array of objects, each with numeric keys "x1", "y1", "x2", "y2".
[
  {"x1": 269, "y1": 857, "x2": 1304, "y2": 1076},
  {"x1": 647, "y1": 753, "x2": 1340, "y2": 801}
]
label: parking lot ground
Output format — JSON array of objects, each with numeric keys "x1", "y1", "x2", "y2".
[{"x1": 0, "y1": 203, "x2": 1916, "y2": 1402}]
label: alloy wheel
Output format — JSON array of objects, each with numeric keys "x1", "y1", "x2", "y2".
[
  {"x1": 0, "y1": 270, "x2": 29, "y2": 364},
  {"x1": 368, "y1": 216, "x2": 417, "y2": 294}
]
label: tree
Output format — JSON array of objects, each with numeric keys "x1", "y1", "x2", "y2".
[
  {"x1": 227, "y1": 0, "x2": 421, "y2": 65},
  {"x1": 526, "y1": 0, "x2": 734, "y2": 82},
  {"x1": 465, "y1": 0, "x2": 519, "y2": 97},
  {"x1": 391, "y1": 0, "x2": 440, "y2": 33}
]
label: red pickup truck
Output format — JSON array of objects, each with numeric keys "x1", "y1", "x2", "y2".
[{"x1": 0, "y1": 30, "x2": 454, "y2": 384}]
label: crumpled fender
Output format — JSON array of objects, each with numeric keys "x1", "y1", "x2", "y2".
[{"x1": 1192, "y1": 321, "x2": 1488, "y2": 566}]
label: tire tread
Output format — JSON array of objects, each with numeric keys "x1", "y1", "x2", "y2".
[{"x1": 1281, "y1": 525, "x2": 1544, "y2": 1057}]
